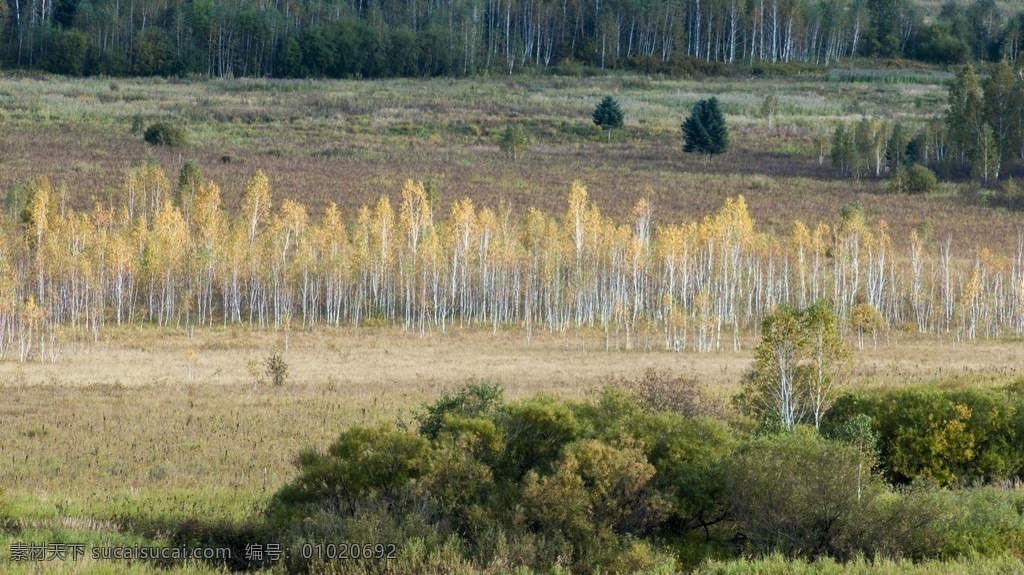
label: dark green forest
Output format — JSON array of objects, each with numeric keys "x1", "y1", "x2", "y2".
[{"x1": 1, "y1": 0, "x2": 1023, "y2": 78}]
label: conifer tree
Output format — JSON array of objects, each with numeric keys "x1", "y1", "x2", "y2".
[
  {"x1": 682, "y1": 98, "x2": 729, "y2": 157},
  {"x1": 592, "y1": 96, "x2": 624, "y2": 141}
]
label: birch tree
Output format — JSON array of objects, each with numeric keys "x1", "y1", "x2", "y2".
[{"x1": 739, "y1": 301, "x2": 850, "y2": 430}]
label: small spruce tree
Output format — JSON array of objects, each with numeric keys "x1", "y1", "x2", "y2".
[
  {"x1": 592, "y1": 96, "x2": 624, "y2": 141},
  {"x1": 682, "y1": 97, "x2": 729, "y2": 157}
]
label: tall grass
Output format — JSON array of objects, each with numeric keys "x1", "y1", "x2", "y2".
[
  {"x1": 826, "y1": 69, "x2": 955, "y2": 86},
  {"x1": 694, "y1": 555, "x2": 1024, "y2": 575}
]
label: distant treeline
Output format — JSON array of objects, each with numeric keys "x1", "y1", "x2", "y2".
[{"x1": 1, "y1": 0, "x2": 1023, "y2": 78}]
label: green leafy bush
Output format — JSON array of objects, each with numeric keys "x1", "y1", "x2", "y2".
[
  {"x1": 264, "y1": 382, "x2": 1024, "y2": 573},
  {"x1": 727, "y1": 429, "x2": 879, "y2": 558},
  {"x1": 904, "y1": 164, "x2": 938, "y2": 195},
  {"x1": 268, "y1": 385, "x2": 701, "y2": 572},
  {"x1": 143, "y1": 121, "x2": 188, "y2": 147},
  {"x1": 822, "y1": 387, "x2": 1023, "y2": 486},
  {"x1": 417, "y1": 381, "x2": 503, "y2": 440},
  {"x1": 498, "y1": 124, "x2": 531, "y2": 160}
]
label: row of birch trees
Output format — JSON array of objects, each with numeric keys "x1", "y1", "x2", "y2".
[{"x1": 2, "y1": 167, "x2": 1023, "y2": 360}]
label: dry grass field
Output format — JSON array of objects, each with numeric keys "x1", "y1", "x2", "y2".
[
  {"x1": 1, "y1": 327, "x2": 1023, "y2": 573},
  {"x1": 1, "y1": 74, "x2": 1022, "y2": 252}
]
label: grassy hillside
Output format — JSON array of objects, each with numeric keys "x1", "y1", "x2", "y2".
[{"x1": 1, "y1": 74, "x2": 1021, "y2": 252}]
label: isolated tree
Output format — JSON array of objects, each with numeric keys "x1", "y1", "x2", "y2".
[
  {"x1": 682, "y1": 98, "x2": 729, "y2": 157},
  {"x1": 499, "y1": 124, "x2": 531, "y2": 161},
  {"x1": 738, "y1": 302, "x2": 850, "y2": 431},
  {"x1": 743, "y1": 303, "x2": 806, "y2": 430},
  {"x1": 592, "y1": 96, "x2": 624, "y2": 141},
  {"x1": 851, "y1": 302, "x2": 886, "y2": 349},
  {"x1": 760, "y1": 93, "x2": 780, "y2": 129}
]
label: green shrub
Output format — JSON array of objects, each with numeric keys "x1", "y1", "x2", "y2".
[
  {"x1": 498, "y1": 123, "x2": 531, "y2": 160},
  {"x1": 268, "y1": 384, "x2": 688, "y2": 573},
  {"x1": 904, "y1": 164, "x2": 938, "y2": 194},
  {"x1": 937, "y1": 487, "x2": 1024, "y2": 557},
  {"x1": 991, "y1": 178, "x2": 1024, "y2": 210},
  {"x1": 265, "y1": 351, "x2": 288, "y2": 386},
  {"x1": 727, "y1": 429, "x2": 880, "y2": 559},
  {"x1": 520, "y1": 439, "x2": 664, "y2": 568},
  {"x1": 498, "y1": 398, "x2": 582, "y2": 480},
  {"x1": 266, "y1": 383, "x2": 1024, "y2": 573},
  {"x1": 268, "y1": 424, "x2": 432, "y2": 525},
  {"x1": 418, "y1": 381, "x2": 504, "y2": 440},
  {"x1": 822, "y1": 387, "x2": 1023, "y2": 486},
  {"x1": 143, "y1": 121, "x2": 188, "y2": 147}
]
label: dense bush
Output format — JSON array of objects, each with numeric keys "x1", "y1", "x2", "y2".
[
  {"x1": 267, "y1": 386, "x2": 694, "y2": 572},
  {"x1": 903, "y1": 164, "x2": 938, "y2": 195},
  {"x1": 265, "y1": 382, "x2": 1024, "y2": 573},
  {"x1": 143, "y1": 121, "x2": 188, "y2": 147},
  {"x1": 822, "y1": 386, "x2": 1024, "y2": 486},
  {"x1": 728, "y1": 429, "x2": 877, "y2": 558},
  {"x1": 913, "y1": 22, "x2": 971, "y2": 64}
]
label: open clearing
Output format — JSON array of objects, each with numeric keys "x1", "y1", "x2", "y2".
[{"x1": 3, "y1": 327, "x2": 1022, "y2": 500}]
